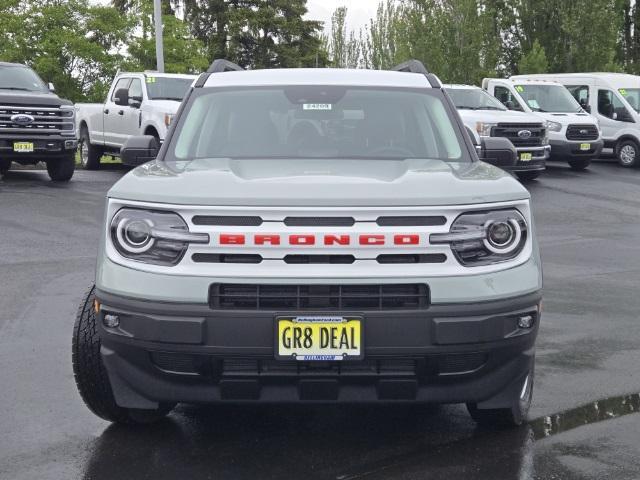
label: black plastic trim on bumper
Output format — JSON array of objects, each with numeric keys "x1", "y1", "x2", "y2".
[{"x1": 549, "y1": 139, "x2": 604, "y2": 159}]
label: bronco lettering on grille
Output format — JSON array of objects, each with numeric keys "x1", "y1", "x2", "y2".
[{"x1": 217, "y1": 233, "x2": 424, "y2": 246}]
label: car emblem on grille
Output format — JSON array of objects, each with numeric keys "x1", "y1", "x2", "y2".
[
  {"x1": 580, "y1": 129, "x2": 588, "y2": 135},
  {"x1": 517, "y1": 129, "x2": 532, "y2": 139},
  {"x1": 10, "y1": 114, "x2": 34, "y2": 126}
]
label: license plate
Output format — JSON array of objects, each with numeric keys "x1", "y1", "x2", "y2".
[
  {"x1": 276, "y1": 316, "x2": 362, "y2": 361},
  {"x1": 580, "y1": 143, "x2": 591, "y2": 151},
  {"x1": 13, "y1": 142, "x2": 34, "y2": 153},
  {"x1": 520, "y1": 153, "x2": 533, "y2": 162}
]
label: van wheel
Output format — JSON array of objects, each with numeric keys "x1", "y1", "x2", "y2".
[
  {"x1": 72, "y1": 285, "x2": 175, "y2": 425},
  {"x1": 616, "y1": 139, "x2": 640, "y2": 167},
  {"x1": 46, "y1": 153, "x2": 75, "y2": 182},
  {"x1": 0, "y1": 159, "x2": 10, "y2": 175},
  {"x1": 568, "y1": 158, "x2": 591, "y2": 170},
  {"x1": 516, "y1": 171, "x2": 541, "y2": 181},
  {"x1": 467, "y1": 366, "x2": 534, "y2": 428},
  {"x1": 79, "y1": 127, "x2": 102, "y2": 170}
]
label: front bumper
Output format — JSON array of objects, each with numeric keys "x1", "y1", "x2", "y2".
[
  {"x1": 0, "y1": 134, "x2": 77, "y2": 162},
  {"x1": 549, "y1": 139, "x2": 603, "y2": 160},
  {"x1": 95, "y1": 288, "x2": 541, "y2": 408}
]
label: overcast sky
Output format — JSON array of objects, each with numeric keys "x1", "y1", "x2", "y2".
[{"x1": 306, "y1": 0, "x2": 378, "y2": 32}]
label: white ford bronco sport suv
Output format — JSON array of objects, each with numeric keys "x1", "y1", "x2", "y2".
[{"x1": 73, "y1": 60, "x2": 542, "y2": 427}]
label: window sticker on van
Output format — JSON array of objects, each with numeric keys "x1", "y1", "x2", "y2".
[
  {"x1": 303, "y1": 103, "x2": 332, "y2": 110},
  {"x1": 145, "y1": 77, "x2": 156, "y2": 84},
  {"x1": 515, "y1": 85, "x2": 525, "y2": 93},
  {"x1": 619, "y1": 89, "x2": 628, "y2": 96}
]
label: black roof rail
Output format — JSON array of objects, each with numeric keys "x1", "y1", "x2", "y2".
[
  {"x1": 391, "y1": 59, "x2": 429, "y2": 75},
  {"x1": 207, "y1": 59, "x2": 244, "y2": 74}
]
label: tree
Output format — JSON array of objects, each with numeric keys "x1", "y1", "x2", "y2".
[
  {"x1": 324, "y1": 6, "x2": 361, "y2": 68},
  {"x1": 518, "y1": 39, "x2": 548, "y2": 73}
]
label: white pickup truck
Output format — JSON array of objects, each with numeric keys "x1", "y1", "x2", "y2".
[{"x1": 75, "y1": 72, "x2": 196, "y2": 169}]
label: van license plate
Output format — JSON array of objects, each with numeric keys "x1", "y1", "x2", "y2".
[
  {"x1": 520, "y1": 153, "x2": 532, "y2": 161},
  {"x1": 580, "y1": 143, "x2": 591, "y2": 151},
  {"x1": 13, "y1": 142, "x2": 34, "y2": 153},
  {"x1": 276, "y1": 316, "x2": 362, "y2": 361}
]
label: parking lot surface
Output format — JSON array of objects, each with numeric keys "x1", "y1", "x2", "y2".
[{"x1": 0, "y1": 161, "x2": 639, "y2": 479}]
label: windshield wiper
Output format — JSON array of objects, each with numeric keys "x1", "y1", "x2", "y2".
[
  {"x1": 150, "y1": 96, "x2": 183, "y2": 101},
  {"x1": 456, "y1": 106, "x2": 478, "y2": 110},
  {"x1": 480, "y1": 106, "x2": 504, "y2": 110},
  {"x1": 0, "y1": 87, "x2": 36, "y2": 91}
]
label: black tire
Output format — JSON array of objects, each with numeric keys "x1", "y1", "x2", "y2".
[
  {"x1": 616, "y1": 139, "x2": 640, "y2": 168},
  {"x1": 0, "y1": 159, "x2": 10, "y2": 175},
  {"x1": 79, "y1": 127, "x2": 102, "y2": 170},
  {"x1": 568, "y1": 158, "x2": 591, "y2": 171},
  {"x1": 46, "y1": 153, "x2": 75, "y2": 182},
  {"x1": 72, "y1": 285, "x2": 175, "y2": 424},
  {"x1": 516, "y1": 171, "x2": 541, "y2": 182},
  {"x1": 466, "y1": 365, "x2": 534, "y2": 428}
]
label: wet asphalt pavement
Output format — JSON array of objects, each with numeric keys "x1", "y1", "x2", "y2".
[{"x1": 0, "y1": 161, "x2": 639, "y2": 479}]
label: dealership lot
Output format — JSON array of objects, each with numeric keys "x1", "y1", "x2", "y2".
[{"x1": 0, "y1": 162, "x2": 639, "y2": 479}]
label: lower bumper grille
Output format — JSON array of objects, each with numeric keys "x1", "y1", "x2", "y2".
[
  {"x1": 209, "y1": 283, "x2": 430, "y2": 310},
  {"x1": 566, "y1": 124, "x2": 599, "y2": 140}
]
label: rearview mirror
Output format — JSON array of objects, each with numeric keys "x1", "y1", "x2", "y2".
[
  {"x1": 478, "y1": 137, "x2": 518, "y2": 168},
  {"x1": 114, "y1": 88, "x2": 129, "y2": 107},
  {"x1": 120, "y1": 135, "x2": 160, "y2": 167},
  {"x1": 48, "y1": 82, "x2": 55, "y2": 92}
]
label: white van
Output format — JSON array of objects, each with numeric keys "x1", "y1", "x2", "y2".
[
  {"x1": 483, "y1": 78, "x2": 603, "y2": 170},
  {"x1": 511, "y1": 73, "x2": 640, "y2": 167}
]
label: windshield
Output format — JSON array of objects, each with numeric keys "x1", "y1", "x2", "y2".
[
  {"x1": 618, "y1": 88, "x2": 640, "y2": 113},
  {"x1": 514, "y1": 84, "x2": 582, "y2": 112},
  {"x1": 446, "y1": 88, "x2": 506, "y2": 111},
  {"x1": 146, "y1": 77, "x2": 193, "y2": 101},
  {"x1": 167, "y1": 86, "x2": 466, "y2": 163},
  {"x1": 0, "y1": 65, "x2": 48, "y2": 92}
]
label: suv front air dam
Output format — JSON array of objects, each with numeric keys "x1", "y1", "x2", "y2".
[{"x1": 549, "y1": 138, "x2": 604, "y2": 160}]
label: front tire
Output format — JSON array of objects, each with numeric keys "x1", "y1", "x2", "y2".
[
  {"x1": 568, "y1": 158, "x2": 591, "y2": 171},
  {"x1": 72, "y1": 285, "x2": 175, "y2": 424},
  {"x1": 516, "y1": 171, "x2": 541, "y2": 182},
  {"x1": 466, "y1": 365, "x2": 534, "y2": 428},
  {"x1": 46, "y1": 153, "x2": 75, "y2": 182},
  {"x1": 79, "y1": 127, "x2": 102, "y2": 170},
  {"x1": 616, "y1": 139, "x2": 640, "y2": 167}
]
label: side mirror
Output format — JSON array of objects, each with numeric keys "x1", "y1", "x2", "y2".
[
  {"x1": 129, "y1": 95, "x2": 143, "y2": 108},
  {"x1": 48, "y1": 82, "x2": 55, "y2": 92},
  {"x1": 120, "y1": 135, "x2": 160, "y2": 167},
  {"x1": 114, "y1": 88, "x2": 129, "y2": 107},
  {"x1": 478, "y1": 137, "x2": 518, "y2": 168},
  {"x1": 505, "y1": 100, "x2": 515, "y2": 110}
]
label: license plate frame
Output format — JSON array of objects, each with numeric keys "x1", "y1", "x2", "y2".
[
  {"x1": 275, "y1": 315, "x2": 364, "y2": 361},
  {"x1": 13, "y1": 142, "x2": 34, "y2": 153},
  {"x1": 579, "y1": 143, "x2": 591, "y2": 151},
  {"x1": 519, "y1": 152, "x2": 533, "y2": 162}
]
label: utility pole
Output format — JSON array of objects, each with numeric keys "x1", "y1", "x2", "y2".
[{"x1": 153, "y1": 0, "x2": 165, "y2": 72}]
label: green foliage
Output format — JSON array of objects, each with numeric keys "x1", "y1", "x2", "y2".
[{"x1": 518, "y1": 40, "x2": 549, "y2": 74}]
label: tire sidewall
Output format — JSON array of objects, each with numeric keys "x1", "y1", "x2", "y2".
[{"x1": 617, "y1": 140, "x2": 639, "y2": 167}]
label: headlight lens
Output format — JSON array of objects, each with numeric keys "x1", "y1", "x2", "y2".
[
  {"x1": 430, "y1": 209, "x2": 527, "y2": 266},
  {"x1": 110, "y1": 208, "x2": 209, "y2": 265},
  {"x1": 476, "y1": 122, "x2": 497, "y2": 136},
  {"x1": 546, "y1": 120, "x2": 562, "y2": 132}
]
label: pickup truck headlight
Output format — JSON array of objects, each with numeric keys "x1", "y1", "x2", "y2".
[
  {"x1": 430, "y1": 209, "x2": 527, "y2": 266},
  {"x1": 545, "y1": 120, "x2": 562, "y2": 132},
  {"x1": 476, "y1": 122, "x2": 497, "y2": 137},
  {"x1": 110, "y1": 208, "x2": 209, "y2": 265}
]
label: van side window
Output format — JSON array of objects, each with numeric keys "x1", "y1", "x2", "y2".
[
  {"x1": 111, "y1": 78, "x2": 131, "y2": 102},
  {"x1": 128, "y1": 79, "x2": 143, "y2": 100},
  {"x1": 494, "y1": 86, "x2": 524, "y2": 111},
  {"x1": 598, "y1": 90, "x2": 634, "y2": 122},
  {"x1": 566, "y1": 85, "x2": 589, "y2": 110}
]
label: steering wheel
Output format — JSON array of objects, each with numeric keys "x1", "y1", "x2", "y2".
[{"x1": 367, "y1": 145, "x2": 415, "y2": 157}]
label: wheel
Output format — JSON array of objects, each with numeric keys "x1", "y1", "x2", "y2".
[
  {"x1": 616, "y1": 139, "x2": 640, "y2": 167},
  {"x1": 72, "y1": 285, "x2": 175, "y2": 424},
  {"x1": 79, "y1": 127, "x2": 102, "y2": 170},
  {"x1": 568, "y1": 158, "x2": 591, "y2": 170},
  {"x1": 516, "y1": 171, "x2": 541, "y2": 181},
  {"x1": 0, "y1": 159, "x2": 10, "y2": 175},
  {"x1": 46, "y1": 153, "x2": 75, "y2": 181},
  {"x1": 466, "y1": 365, "x2": 534, "y2": 428}
]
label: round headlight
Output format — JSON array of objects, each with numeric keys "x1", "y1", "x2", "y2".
[
  {"x1": 484, "y1": 219, "x2": 521, "y2": 254},
  {"x1": 116, "y1": 218, "x2": 154, "y2": 253}
]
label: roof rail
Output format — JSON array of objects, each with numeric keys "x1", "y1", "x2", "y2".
[
  {"x1": 391, "y1": 59, "x2": 429, "y2": 75},
  {"x1": 207, "y1": 59, "x2": 244, "y2": 74}
]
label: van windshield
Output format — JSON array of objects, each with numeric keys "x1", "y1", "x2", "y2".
[
  {"x1": 167, "y1": 86, "x2": 466, "y2": 163},
  {"x1": 619, "y1": 88, "x2": 640, "y2": 113},
  {"x1": 514, "y1": 84, "x2": 582, "y2": 113},
  {"x1": 446, "y1": 88, "x2": 506, "y2": 111}
]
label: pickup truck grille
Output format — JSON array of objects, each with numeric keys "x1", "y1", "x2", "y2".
[
  {"x1": 209, "y1": 283, "x2": 430, "y2": 310},
  {"x1": 491, "y1": 123, "x2": 546, "y2": 147},
  {"x1": 566, "y1": 124, "x2": 599, "y2": 141},
  {"x1": 0, "y1": 104, "x2": 74, "y2": 136}
]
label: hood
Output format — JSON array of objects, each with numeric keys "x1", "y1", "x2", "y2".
[
  {"x1": 457, "y1": 109, "x2": 543, "y2": 125},
  {"x1": 109, "y1": 157, "x2": 529, "y2": 207},
  {"x1": 0, "y1": 89, "x2": 69, "y2": 107},
  {"x1": 533, "y1": 111, "x2": 597, "y2": 125},
  {"x1": 144, "y1": 99, "x2": 182, "y2": 114}
]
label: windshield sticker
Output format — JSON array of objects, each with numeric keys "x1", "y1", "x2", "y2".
[
  {"x1": 145, "y1": 77, "x2": 156, "y2": 84},
  {"x1": 303, "y1": 103, "x2": 332, "y2": 110},
  {"x1": 527, "y1": 99, "x2": 540, "y2": 109},
  {"x1": 619, "y1": 88, "x2": 628, "y2": 96},
  {"x1": 515, "y1": 85, "x2": 525, "y2": 93}
]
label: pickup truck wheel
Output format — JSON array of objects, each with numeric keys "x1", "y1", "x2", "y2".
[
  {"x1": 0, "y1": 159, "x2": 10, "y2": 175},
  {"x1": 79, "y1": 128, "x2": 102, "y2": 170},
  {"x1": 72, "y1": 285, "x2": 175, "y2": 425},
  {"x1": 46, "y1": 153, "x2": 75, "y2": 182},
  {"x1": 616, "y1": 139, "x2": 640, "y2": 167},
  {"x1": 567, "y1": 158, "x2": 591, "y2": 170},
  {"x1": 466, "y1": 365, "x2": 534, "y2": 428},
  {"x1": 515, "y1": 171, "x2": 541, "y2": 181}
]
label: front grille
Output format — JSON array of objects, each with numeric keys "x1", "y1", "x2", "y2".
[
  {"x1": 0, "y1": 104, "x2": 73, "y2": 136},
  {"x1": 209, "y1": 283, "x2": 430, "y2": 310},
  {"x1": 437, "y1": 353, "x2": 487, "y2": 374},
  {"x1": 192, "y1": 215, "x2": 263, "y2": 226},
  {"x1": 284, "y1": 217, "x2": 355, "y2": 227},
  {"x1": 376, "y1": 254, "x2": 447, "y2": 264},
  {"x1": 283, "y1": 254, "x2": 355, "y2": 264},
  {"x1": 492, "y1": 123, "x2": 545, "y2": 147},
  {"x1": 376, "y1": 216, "x2": 447, "y2": 226},
  {"x1": 223, "y1": 358, "x2": 417, "y2": 376},
  {"x1": 192, "y1": 253, "x2": 262, "y2": 263},
  {"x1": 566, "y1": 124, "x2": 599, "y2": 141}
]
